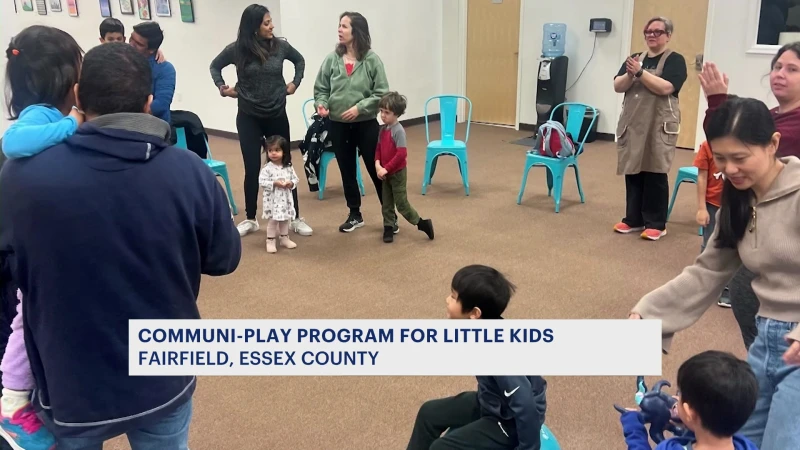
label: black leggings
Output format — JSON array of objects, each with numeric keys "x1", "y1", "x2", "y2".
[
  {"x1": 236, "y1": 110, "x2": 300, "y2": 221},
  {"x1": 729, "y1": 266, "x2": 760, "y2": 350},
  {"x1": 327, "y1": 119, "x2": 382, "y2": 214},
  {"x1": 622, "y1": 171, "x2": 669, "y2": 230}
]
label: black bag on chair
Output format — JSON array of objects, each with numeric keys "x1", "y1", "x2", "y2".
[{"x1": 170, "y1": 110, "x2": 208, "y2": 159}]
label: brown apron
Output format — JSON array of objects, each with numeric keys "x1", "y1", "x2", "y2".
[{"x1": 616, "y1": 49, "x2": 681, "y2": 176}]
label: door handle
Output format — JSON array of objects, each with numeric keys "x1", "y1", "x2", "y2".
[{"x1": 695, "y1": 54, "x2": 704, "y2": 71}]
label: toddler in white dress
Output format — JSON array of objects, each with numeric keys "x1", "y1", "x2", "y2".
[{"x1": 258, "y1": 136, "x2": 300, "y2": 253}]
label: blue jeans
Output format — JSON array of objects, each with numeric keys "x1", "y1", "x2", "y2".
[
  {"x1": 55, "y1": 399, "x2": 192, "y2": 450},
  {"x1": 739, "y1": 317, "x2": 800, "y2": 449},
  {"x1": 700, "y1": 203, "x2": 718, "y2": 252}
]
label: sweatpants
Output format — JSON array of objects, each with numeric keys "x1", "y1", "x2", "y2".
[
  {"x1": 406, "y1": 391, "x2": 527, "y2": 450},
  {"x1": 622, "y1": 171, "x2": 669, "y2": 231},
  {"x1": 382, "y1": 168, "x2": 419, "y2": 227},
  {"x1": 236, "y1": 110, "x2": 300, "y2": 221},
  {"x1": 729, "y1": 266, "x2": 760, "y2": 349},
  {"x1": 327, "y1": 119, "x2": 382, "y2": 215}
]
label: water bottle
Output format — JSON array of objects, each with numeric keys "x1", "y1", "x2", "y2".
[{"x1": 542, "y1": 23, "x2": 567, "y2": 58}]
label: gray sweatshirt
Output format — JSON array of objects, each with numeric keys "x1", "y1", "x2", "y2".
[{"x1": 210, "y1": 39, "x2": 305, "y2": 119}]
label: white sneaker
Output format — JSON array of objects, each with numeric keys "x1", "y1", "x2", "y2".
[
  {"x1": 291, "y1": 217, "x2": 313, "y2": 236},
  {"x1": 237, "y1": 219, "x2": 259, "y2": 237}
]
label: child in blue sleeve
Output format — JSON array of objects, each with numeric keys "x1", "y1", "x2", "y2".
[
  {"x1": 0, "y1": 25, "x2": 84, "y2": 450},
  {"x1": 2, "y1": 27, "x2": 85, "y2": 159},
  {"x1": 620, "y1": 351, "x2": 759, "y2": 450},
  {"x1": 406, "y1": 265, "x2": 547, "y2": 450}
]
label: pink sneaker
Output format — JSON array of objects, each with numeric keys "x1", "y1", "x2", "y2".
[
  {"x1": 641, "y1": 229, "x2": 667, "y2": 241},
  {"x1": 613, "y1": 222, "x2": 645, "y2": 234},
  {"x1": 0, "y1": 405, "x2": 56, "y2": 450}
]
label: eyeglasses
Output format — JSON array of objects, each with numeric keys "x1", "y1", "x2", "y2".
[{"x1": 644, "y1": 30, "x2": 667, "y2": 37}]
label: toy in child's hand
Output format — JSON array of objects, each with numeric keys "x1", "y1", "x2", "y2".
[{"x1": 614, "y1": 376, "x2": 690, "y2": 444}]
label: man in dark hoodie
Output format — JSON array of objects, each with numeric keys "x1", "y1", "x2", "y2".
[
  {"x1": 0, "y1": 42, "x2": 241, "y2": 448},
  {"x1": 406, "y1": 265, "x2": 547, "y2": 450}
]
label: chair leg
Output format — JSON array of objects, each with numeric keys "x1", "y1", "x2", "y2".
[
  {"x1": 459, "y1": 156, "x2": 469, "y2": 196},
  {"x1": 553, "y1": 172, "x2": 564, "y2": 213},
  {"x1": 430, "y1": 155, "x2": 439, "y2": 184},
  {"x1": 666, "y1": 179, "x2": 682, "y2": 221},
  {"x1": 422, "y1": 157, "x2": 433, "y2": 195},
  {"x1": 216, "y1": 167, "x2": 238, "y2": 216},
  {"x1": 517, "y1": 164, "x2": 532, "y2": 205},
  {"x1": 573, "y1": 164, "x2": 585, "y2": 203},
  {"x1": 356, "y1": 159, "x2": 365, "y2": 196},
  {"x1": 318, "y1": 157, "x2": 329, "y2": 200}
]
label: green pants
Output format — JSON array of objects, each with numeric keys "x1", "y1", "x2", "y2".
[{"x1": 382, "y1": 168, "x2": 420, "y2": 227}]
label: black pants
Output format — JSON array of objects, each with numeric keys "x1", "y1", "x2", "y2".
[
  {"x1": 622, "y1": 171, "x2": 669, "y2": 230},
  {"x1": 327, "y1": 119, "x2": 382, "y2": 214},
  {"x1": 729, "y1": 266, "x2": 760, "y2": 350},
  {"x1": 406, "y1": 392, "x2": 524, "y2": 450},
  {"x1": 236, "y1": 110, "x2": 300, "y2": 220}
]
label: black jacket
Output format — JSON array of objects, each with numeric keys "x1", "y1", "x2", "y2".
[{"x1": 477, "y1": 375, "x2": 547, "y2": 450}]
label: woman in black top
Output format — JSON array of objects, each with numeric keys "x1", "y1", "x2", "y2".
[{"x1": 210, "y1": 4, "x2": 313, "y2": 237}]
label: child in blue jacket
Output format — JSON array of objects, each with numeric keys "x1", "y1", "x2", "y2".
[
  {"x1": 620, "y1": 351, "x2": 759, "y2": 450},
  {"x1": 406, "y1": 265, "x2": 547, "y2": 450},
  {"x1": 0, "y1": 25, "x2": 85, "y2": 450}
]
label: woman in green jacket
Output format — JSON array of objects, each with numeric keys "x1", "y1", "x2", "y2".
[{"x1": 314, "y1": 11, "x2": 389, "y2": 233}]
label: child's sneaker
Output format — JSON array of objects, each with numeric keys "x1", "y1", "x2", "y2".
[
  {"x1": 417, "y1": 219, "x2": 434, "y2": 240},
  {"x1": 279, "y1": 235, "x2": 297, "y2": 249},
  {"x1": 641, "y1": 229, "x2": 667, "y2": 241},
  {"x1": 0, "y1": 389, "x2": 55, "y2": 450},
  {"x1": 383, "y1": 226, "x2": 394, "y2": 243},
  {"x1": 613, "y1": 222, "x2": 645, "y2": 234},
  {"x1": 266, "y1": 238, "x2": 277, "y2": 253}
]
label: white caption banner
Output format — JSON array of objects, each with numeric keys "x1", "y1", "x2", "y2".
[{"x1": 128, "y1": 319, "x2": 663, "y2": 376}]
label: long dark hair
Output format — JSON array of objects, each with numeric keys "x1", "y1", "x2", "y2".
[
  {"x1": 235, "y1": 4, "x2": 278, "y2": 73},
  {"x1": 5, "y1": 25, "x2": 84, "y2": 120},
  {"x1": 335, "y1": 12, "x2": 371, "y2": 61},
  {"x1": 263, "y1": 135, "x2": 291, "y2": 166},
  {"x1": 706, "y1": 96, "x2": 777, "y2": 248}
]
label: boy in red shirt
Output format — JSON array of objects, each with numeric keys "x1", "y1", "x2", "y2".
[
  {"x1": 375, "y1": 92, "x2": 434, "y2": 243},
  {"x1": 693, "y1": 140, "x2": 730, "y2": 307}
]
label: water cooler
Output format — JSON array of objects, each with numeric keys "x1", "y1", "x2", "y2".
[{"x1": 536, "y1": 23, "x2": 569, "y2": 126}]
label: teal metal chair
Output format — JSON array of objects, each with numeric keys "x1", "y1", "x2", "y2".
[
  {"x1": 302, "y1": 98, "x2": 365, "y2": 200},
  {"x1": 174, "y1": 127, "x2": 238, "y2": 216},
  {"x1": 517, "y1": 103, "x2": 597, "y2": 213},
  {"x1": 666, "y1": 166, "x2": 703, "y2": 236},
  {"x1": 421, "y1": 95, "x2": 473, "y2": 196}
]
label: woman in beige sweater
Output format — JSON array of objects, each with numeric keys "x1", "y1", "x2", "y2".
[{"x1": 629, "y1": 96, "x2": 800, "y2": 450}]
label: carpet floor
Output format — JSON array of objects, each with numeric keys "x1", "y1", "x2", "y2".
[{"x1": 103, "y1": 122, "x2": 745, "y2": 450}]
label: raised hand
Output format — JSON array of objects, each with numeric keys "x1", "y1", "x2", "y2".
[{"x1": 698, "y1": 62, "x2": 729, "y2": 98}]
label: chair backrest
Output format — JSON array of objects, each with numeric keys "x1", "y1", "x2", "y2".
[
  {"x1": 302, "y1": 98, "x2": 315, "y2": 129},
  {"x1": 175, "y1": 126, "x2": 212, "y2": 159},
  {"x1": 549, "y1": 102, "x2": 598, "y2": 155},
  {"x1": 424, "y1": 95, "x2": 472, "y2": 145}
]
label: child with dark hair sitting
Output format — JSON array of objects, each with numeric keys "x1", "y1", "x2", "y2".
[
  {"x1": 406, "y1": 265, "x2": 547, "y2": 450},
  {"x1": 620, "y1": 350, "x2": 759, "y2": 450}
]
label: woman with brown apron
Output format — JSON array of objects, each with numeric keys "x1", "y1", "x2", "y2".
[{"x1": 613, "y1": 17, "x2": 687, "y2": 241}]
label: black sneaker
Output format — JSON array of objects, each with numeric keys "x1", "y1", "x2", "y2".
[
  {"x1": 383, "y1": 226, "x2": 394, "y2": 243},
  {"x1": 339, "y1": 214, "x2": 364, "y2": 233},
  {"x1": 417, "y1": 219, "x2": 434, "y2": 240}
]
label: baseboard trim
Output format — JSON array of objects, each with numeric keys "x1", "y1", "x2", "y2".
[{"x1": 206, "y1": 113, "x2": 441, "y2": 150}]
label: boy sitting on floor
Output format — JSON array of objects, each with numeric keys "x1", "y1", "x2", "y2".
[
  {"x1": 406, "y1": 265, "x2": 547, "y2": 450},
  {"x1": 620, "y1": 350, "x2": 758, "y2": 450}
]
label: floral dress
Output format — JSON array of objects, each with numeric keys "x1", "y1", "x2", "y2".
[{"x1": 258, "y1": 162, "x2": 299, "y2": 221}]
